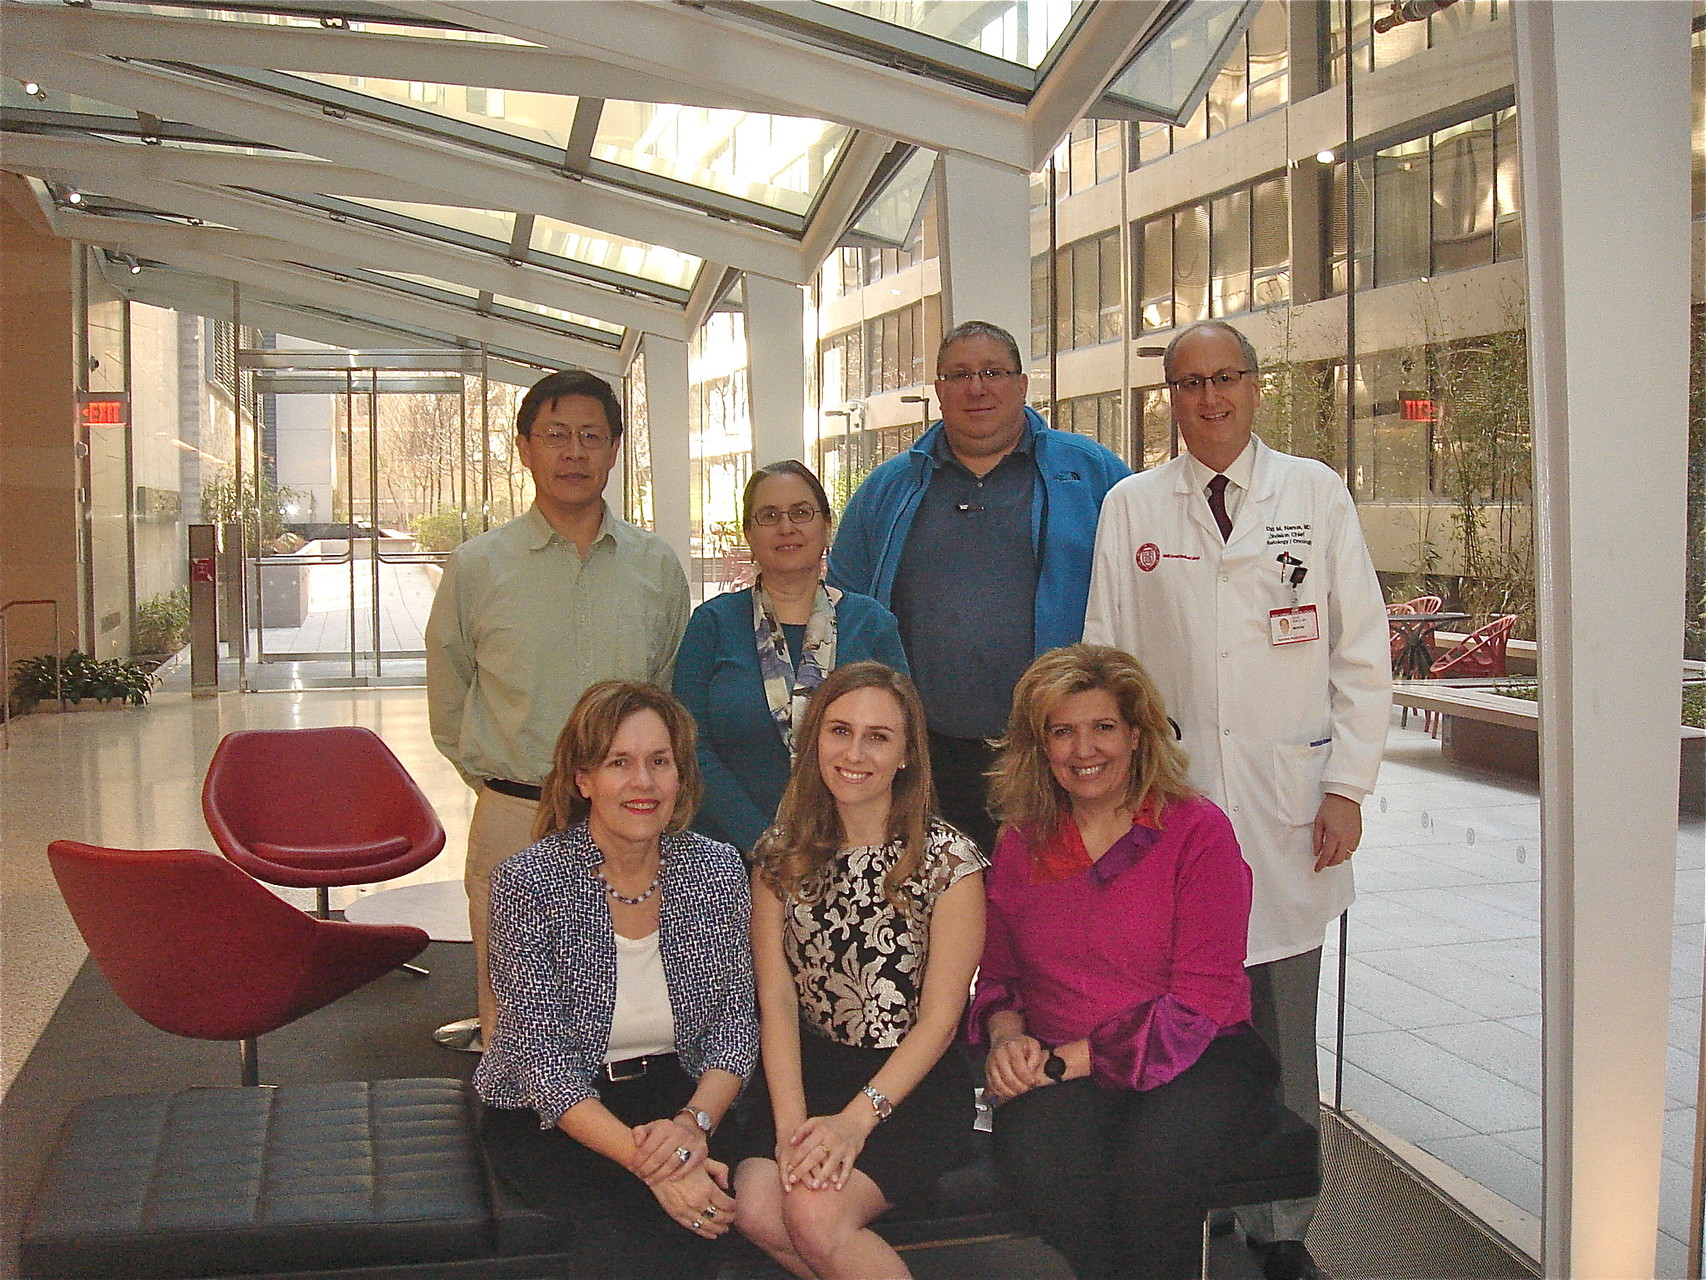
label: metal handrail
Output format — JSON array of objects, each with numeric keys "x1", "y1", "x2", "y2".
[{"x1": 1, "y1": 599, "x2": 65, "y2": 748}]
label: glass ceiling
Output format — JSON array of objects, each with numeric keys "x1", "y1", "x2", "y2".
[
  {"x1": 0, "y1": 0, "x2": 1247, "y2": 369},
  {"x1": 815, "y1": 0, "x2": 1088, "y2": 70},
  {"x1": 294, "y1": 73, "x2": 579, "y2": 153},
  {"x1": 594, "y1": 103, "x2": 848, "y2": 217}
]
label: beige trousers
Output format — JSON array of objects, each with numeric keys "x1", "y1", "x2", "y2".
[{"x1": 466, "y1": 785, "x2": 541, "y2": 1041}]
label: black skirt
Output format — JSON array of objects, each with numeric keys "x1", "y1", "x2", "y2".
[
  {"x1": 480, "y1": 1056, "x2": 734, "y2": 1280},
  {"x1": 728, "y1": 1028, "x2": 975, "y2": 1212}
]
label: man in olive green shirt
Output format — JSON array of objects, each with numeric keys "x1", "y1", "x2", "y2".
[{"x1": 426, "y1": 369, "x2": 689, "y2": 1042}]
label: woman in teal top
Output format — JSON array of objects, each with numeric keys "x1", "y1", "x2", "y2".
[{"x1": 674, "y1": 461, "x2": 907, "y2": 855}]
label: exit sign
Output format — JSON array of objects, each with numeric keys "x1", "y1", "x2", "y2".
[{"x1": 78, "y1": 394, "x2": 129, "y2": 427}]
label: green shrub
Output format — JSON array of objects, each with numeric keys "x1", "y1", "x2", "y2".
[
  {"x1": 133, "y1": 588, "x2": 191, "y2": 655},
  {"x1": 8, "y1": 651, "x2": 156, "y2": 712},
  {"x1": 410, "y1": 508, "x2": 469, "y2": 554}
]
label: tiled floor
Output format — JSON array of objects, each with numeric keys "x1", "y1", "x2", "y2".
[
  {"x1": 1324, "y1": 724, "x2": 1704, "y2": 1274},
  {"x1": 2, "y1": 692, "x2": 1698, "y2": 1271}
]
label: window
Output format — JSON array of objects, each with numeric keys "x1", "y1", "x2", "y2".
[
  {"x1": 1062, "y1": 119, "x2": 1124, "y2": 194},
  {"x1": 1330, "y1": 0, "x2": 1503, "y2": 84},
  {"x1": 821, "y1": 302, "x2": 925, "y2": 400},
  {"x1": 1054, "y1": 230, "x2": 1123, "y2": 352},
  {"x1": 1133, "y1": 172, "x2": 1291, "y2": 332},
  {"x1": 464, "y1": 86, "x2": 504, "y2": 116},
  {"x1": 1058, "y1": 392, "x2": 1124, "y2": 457},
  {"x1": 1328, "y1": 107, "x2": 1520, "y2": 294},
  {"x1": 1130, "y1": 1, "x2": 1288, "y2": 168},
  {"x1": 1209, "y1": 187, "x2": 1251, "y2": 317}
]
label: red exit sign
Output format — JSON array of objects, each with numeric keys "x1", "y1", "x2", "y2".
[{"x1": 78, "y1": 394, "x2": 129, "y2": 427}]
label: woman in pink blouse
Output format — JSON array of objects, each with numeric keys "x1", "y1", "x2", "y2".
[{"x1": 972, "y1": 644, "x2": 1280, "y2": 1280}]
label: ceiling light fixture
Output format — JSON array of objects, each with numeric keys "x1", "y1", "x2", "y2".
[
  {"x1": 65, "y1": 187, "x2": 83, "y2": 204},
  {"x1": 21, "y1": 80, "x2": 46, "y2": 100},
  {"x1": 1316, "y1": 150, "x2": 1335, "y2": 164}
]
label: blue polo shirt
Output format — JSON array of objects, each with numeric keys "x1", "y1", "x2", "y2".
[{"x1": 889, "y1": 431, "x2": 1038, "y2": 739}]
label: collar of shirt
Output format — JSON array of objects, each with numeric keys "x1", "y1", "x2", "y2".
[
  {"x1": 926, "y1": 413, "x2": 1036, "y2": 475},
  {"x1": 520, "y1": 502, "x2": 617, "y2": 553},
  {"x1": 1182, "y1": 437, "x2": 1257, "y2": 498}
]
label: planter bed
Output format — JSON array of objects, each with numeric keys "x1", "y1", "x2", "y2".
[{"x1": 1392, "y1": 683, "x2": 1703, "y2": 816}]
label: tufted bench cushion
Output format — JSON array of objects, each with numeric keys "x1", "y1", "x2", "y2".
[{"x1": 20, "y1": 1080, "x2": 501, "y2": 1280}]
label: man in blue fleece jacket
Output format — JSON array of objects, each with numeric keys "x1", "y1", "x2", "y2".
[{"x1": 828, "y1": 320, "x2": 1130, "y2": 850}]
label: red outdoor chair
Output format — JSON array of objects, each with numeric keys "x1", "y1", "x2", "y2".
[
  {"x1": 1401, "y1": 595, "x2": 1444, "y2": 615},
  {"x1": 46, "y1": 840, "x2": 428, "y2": 1084},
  {"x1": 1430, "y1": 614, "x2": 1518, "y2": 680},
  {"x1": 202, "y1": 726, "x2": 445, "y2": 919}
]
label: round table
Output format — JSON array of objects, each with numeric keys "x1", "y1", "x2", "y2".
[
  {"x1": 1388, "y1": 611, "x2": 1470, "y2": 680},
  {"x1": 345, "y1": 880, "x2": 481, "y2": 1053}
]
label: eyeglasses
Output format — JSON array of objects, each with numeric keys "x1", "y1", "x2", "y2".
[
  {"x1": 531, "y1": 429, "x2": 613, "y2": 452},
  {"x1": 1166, "y1": 369, "x2": 1255, "y2": 395},
  {"x1": 936, "y1": 368, "x2": 1022, "y2": 388},
  {"x1": 751, "y1": 503, "x2": 826, "y2": 527}
]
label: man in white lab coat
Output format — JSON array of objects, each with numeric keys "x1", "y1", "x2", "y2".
[{"x1": 1084, "y1": 320, "x2": 1391, "y2": 1280}]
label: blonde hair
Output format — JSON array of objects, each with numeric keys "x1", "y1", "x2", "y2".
[
  {"x1": 754, "y1": 662, "x2": 933, "y2": 910},
  {"x1": 988, "y1": 644, "x2": 1195, "y2": 839},
  {"x1": 532, "y1": 682, "x2": 703, "y2": 841}
]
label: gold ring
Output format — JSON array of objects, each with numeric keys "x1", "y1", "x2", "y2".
[
  {"x1": 689, "y1": 1217, "x2": 704, "y2": 1231},
  {"x1": 703, "y1": 1205, "x2": 717, "y2": 1217}
]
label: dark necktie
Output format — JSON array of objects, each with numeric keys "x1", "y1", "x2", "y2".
[{"x1": 1206, "y1": 474, "x2": 1233, "y2": 541}]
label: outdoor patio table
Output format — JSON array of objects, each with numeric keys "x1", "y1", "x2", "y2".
[{"x1": 1388, "y1": 611, "x2": 1471, "y2": 680}]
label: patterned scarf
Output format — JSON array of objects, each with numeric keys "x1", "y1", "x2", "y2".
[{"x1": 752, "y1": 576, "x2": 840, "y2": 757}]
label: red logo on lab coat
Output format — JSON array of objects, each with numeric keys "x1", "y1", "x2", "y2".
[{"x1": 1135, "y1": 543, "x2": 1160, "y2": 572}]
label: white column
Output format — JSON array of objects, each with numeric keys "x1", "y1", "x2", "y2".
[
  {"x1": 638, "y1": 334, "x2": 692, "y2": 576},
  {"x1": 744, "y1": 273, "x2": 809, "y2": 467},
  {"x1": 933, "y1": 152, "x2": 1031, "y2": 345},
  {"x1": 1513, "y1": 5, "x2": 1692, "y2": 1277}
]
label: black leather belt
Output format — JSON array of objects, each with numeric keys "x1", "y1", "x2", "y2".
[
  {"x1": 602, "y1": 1053, "x2": 677, "y2": 1083},
  {"x1": 484, "y1": 778, "x2": 542, "y2": 802}
]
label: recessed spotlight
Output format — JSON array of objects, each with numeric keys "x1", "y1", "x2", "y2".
[
  {"x1": 1316, "y1": 149, "x2": 1335, "y2": 164},
  {"x1": 21, "y1": 80, "x2": 46, "y2": 100},
  {"x1": 65, "y1": 187, "x2": 83, "y2": 204}
]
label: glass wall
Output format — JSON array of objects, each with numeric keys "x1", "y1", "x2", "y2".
[{"x1": 801, "y1": 2, "x2": 1700, "y2": 1265}]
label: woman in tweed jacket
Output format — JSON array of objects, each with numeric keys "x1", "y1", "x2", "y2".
[{"x1": 474, "y1": 681, "x2": 758, "y2": 1280}]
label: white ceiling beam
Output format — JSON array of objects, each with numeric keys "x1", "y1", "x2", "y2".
[
  {"x1": 115, "y1": 243, "x2": 628, "y2": 375},
  {"x1": 1025, "y1": 0, "x2": 1171, "y2": 171},
  {"x1": 797, "y1": 130, "x2": 894, "y2": 275},
  {"x1": 409, "y1": 1, "x2": 1033, "y2": 168},
  {"x1": 1, "y1": 48, "x2": 809, "y2": 280},
  {"x1": 24, "y1": 171, "x2": 688, "y2": 338},
  {"x1": 9, "y1": 135, "x2": 508, "y2": 205},
  {"x1": 0, "y1": 3, "x2": 779, "y2": 110},
  {"x1": 103, "y1": 259, "x2": 554, "y2": 387},
  {"x1": 682, "y1": 262, "x2": 734, "y2": 336},
  {"x1": 0, "y1": 133, "x2": 465, "y2": 201}
]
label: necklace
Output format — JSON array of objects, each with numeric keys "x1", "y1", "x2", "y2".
[{"x1": 596, "y1": 864, "x2": 661, "y2": 906}]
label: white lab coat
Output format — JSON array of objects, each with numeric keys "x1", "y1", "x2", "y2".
[{"x1": 1084, "y1": 439, "x2": 1391, "y2": 965}]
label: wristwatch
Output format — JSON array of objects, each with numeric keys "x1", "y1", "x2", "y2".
[
  {"x1": 860, "y1": 1085, "x2": 893, "y2": 1122},
  {"x1": 676, "y1": 1107, "x2": 714, "y2": 1135},
  {"x1": 1043, "y1": 1050, "x2": 1067, "y2": 1082}
]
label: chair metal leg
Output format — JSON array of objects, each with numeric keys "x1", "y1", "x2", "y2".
[
  {"x1": 240, "y1": 1037, "x2": 259, "y2": 1086},
  {"x1": 1201, "y1": 1216, "x2": 1211, "y2": 1280},
  {"x1": 314, "y1": 886, "x2": 331, "y2": 919},
  {"x1": 400, "y1": 961, "x2": 429, "y2": 977}
]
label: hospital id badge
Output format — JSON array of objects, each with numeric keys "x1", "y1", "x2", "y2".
[{"x1": 1270, "y1": 604, "x2": 1319, "y2": 646}]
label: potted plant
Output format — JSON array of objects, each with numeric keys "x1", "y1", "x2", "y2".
[{"x1": 7, "y1": 651, "x2": 156, "y2": 717}]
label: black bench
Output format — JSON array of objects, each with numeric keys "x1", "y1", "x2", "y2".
[{"x1": 21, "y1": 1078, "x2": 1317, "y2": 1280}]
